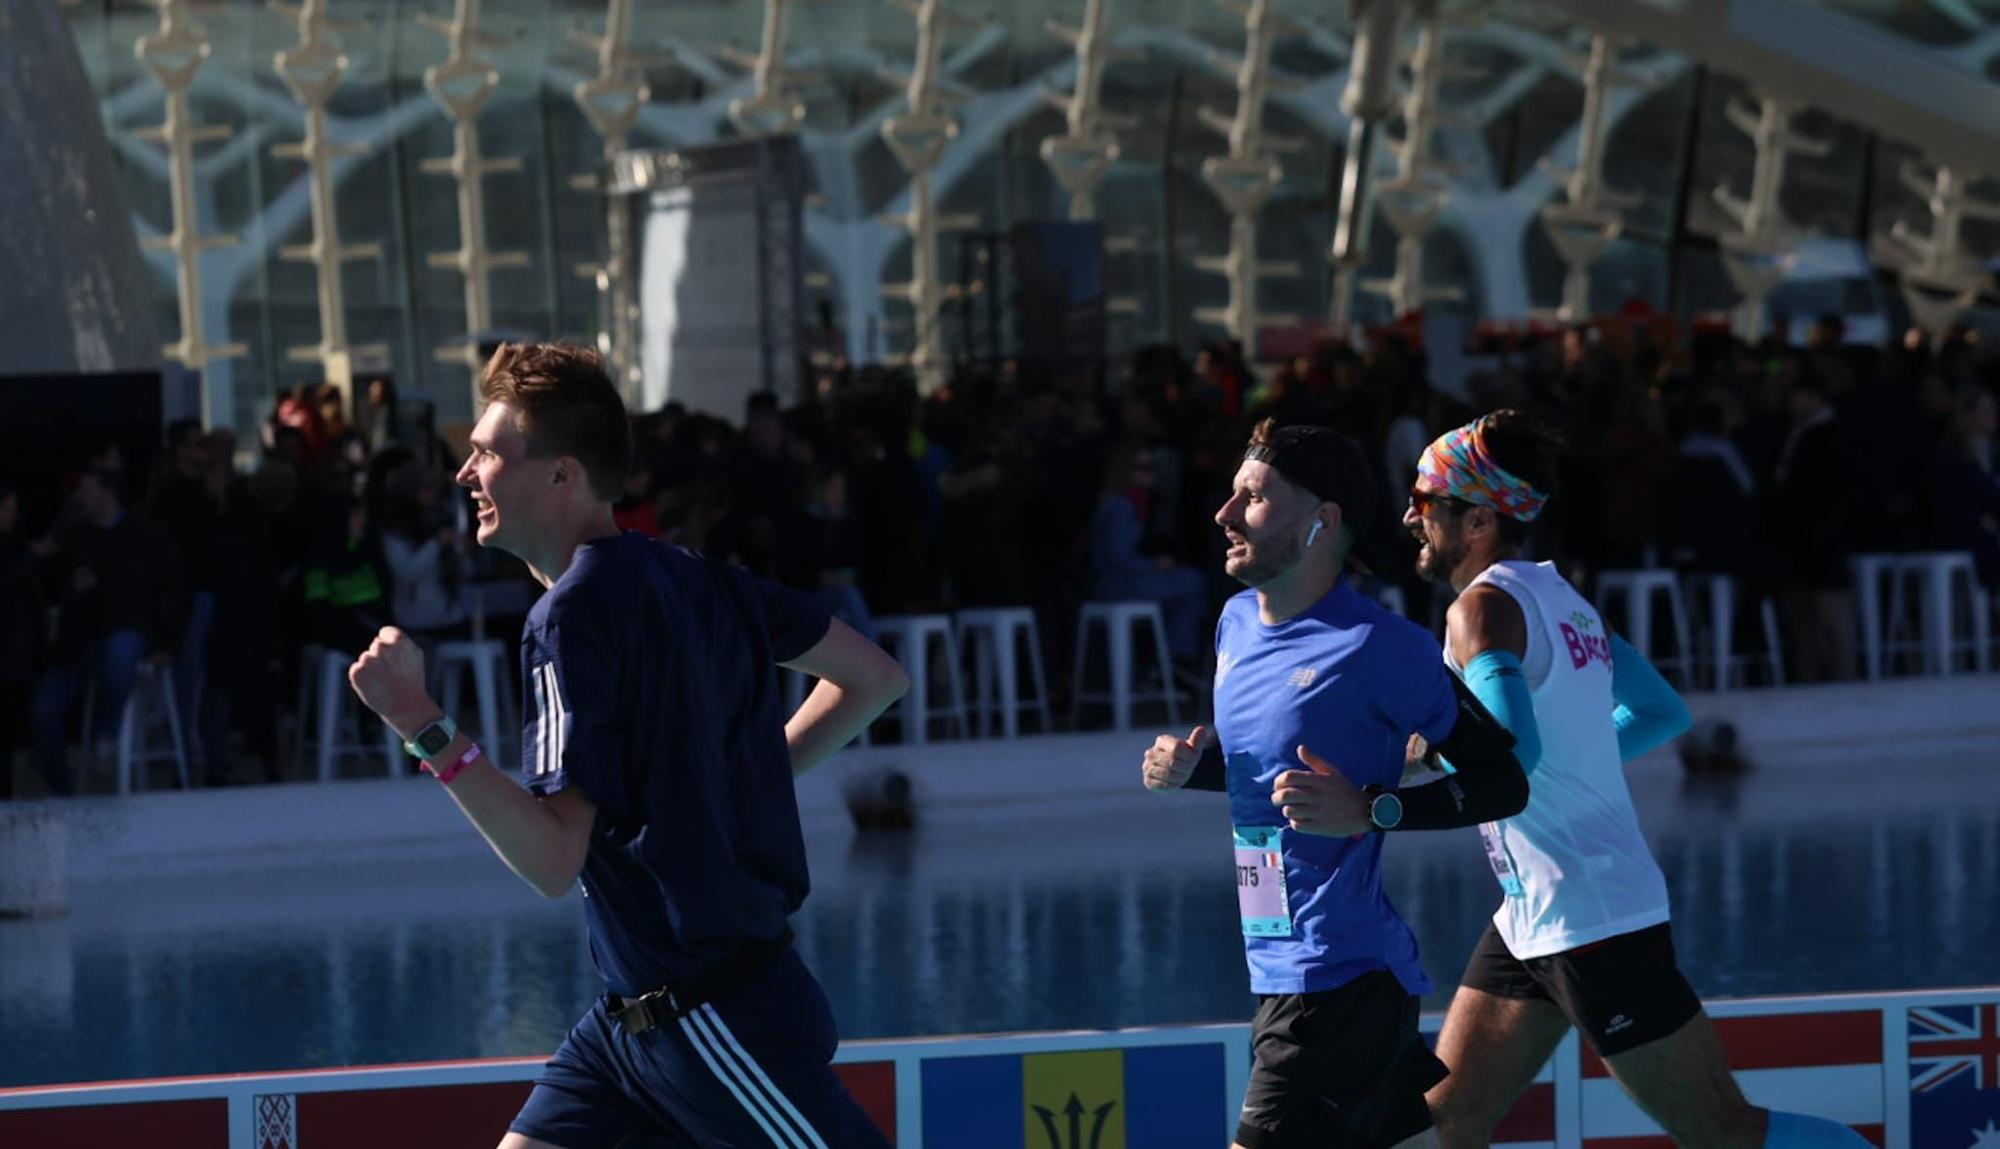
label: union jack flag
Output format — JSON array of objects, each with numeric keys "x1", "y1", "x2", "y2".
[{"x1": 1911, "y1": 1004, "x2": 2000, "y2": 1093}]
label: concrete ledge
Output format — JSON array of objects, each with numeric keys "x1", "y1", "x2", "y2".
[
  {"x1": 0, "y1": 804, "x2": 71, "y2": 915},
  {"x1": 51, "y1": 673, "x2": 2000, "y2": 887}
]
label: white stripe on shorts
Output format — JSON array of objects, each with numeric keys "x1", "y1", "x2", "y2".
[
  {"x1": 694, "y1": 1003, "x2": 831, "y2": 1149},
  {"x1": 679, "y1": 1009, "x2": 809, "y2": 1149}
]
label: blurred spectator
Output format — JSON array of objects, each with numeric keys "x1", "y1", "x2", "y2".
[
  {"x1": 612, "y1": 455, "x2": 663, "y2": 537},
  {"x1": 935, "y1": 419, "x2": 1031, "y2": 609},
  {"x1": 362, "y1": 377, "x2": 413, "y2": 454},
  {"x1": 273, "y1": 383, "x2": 330, "y2": 471},
  {"x1": 1085, "y1": 443, "x2": 1208, "y2": 679},
  {"x1": 845, "y1": 412, "x2": 928, "y2": 615},
  {"x1": 1932, "y1": 384, "x2": 2000, "y2": 595},
  {"x1": 778, "y1": 464, "x2": 876, "y2": 642},
  {"x1": 30, "y1": 467, "x2": 188, "y2": 796},
  {"x1": 1670, "y1": 393, "x2": 1761, "y2": 578},
  {"x1": 379, "y1": 459, "x2": 469, "y2": 643},
  {"x1": 0, "y1": 481, "x2": 52, "y2": 799},
  {"x1": 150, "y1": 418, "x2": 222, "y2": 783},
  {"x1": 205, "y1": 427, "x2": 284, "y2": 784},
  {"x1": 1771, "y1": 371, "x2": 1856, "y2": 682},
  {"x1": 301, "y1": 495, "x2": 389, "y2": 657},
  {"x1": 1597, "y1": 380, "x2": 1677, "y2": 567},
  {"x1": 726, "y1": 392, "x2": 804, "y2": 579}
]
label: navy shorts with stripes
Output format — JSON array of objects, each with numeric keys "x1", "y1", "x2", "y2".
[{"x1": 510, "y1": 947, "x2": 889, "y2": 1149}]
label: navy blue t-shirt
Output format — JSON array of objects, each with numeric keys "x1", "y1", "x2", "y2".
[{"x1": 519, "y1": 532, "x2": 832, "y2": 997}]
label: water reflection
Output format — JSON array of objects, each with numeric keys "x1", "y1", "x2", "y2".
[{"x1": 2, "y1": 748, "x2": 1996, "y2": 1087}]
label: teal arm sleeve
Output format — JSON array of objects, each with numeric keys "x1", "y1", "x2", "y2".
[
  {"x1": 1460, "y1": 649, "x2": 1542, "y2": 776},
  {"x1": 1609, "y1": 634, "x2": 1692, "y2": 761}
]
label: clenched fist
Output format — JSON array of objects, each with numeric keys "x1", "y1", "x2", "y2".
[
  {"x1": 347, "y1": 627, "x2": 437, "y2": 740},
  {"x1": 1142, "y1": 725, "x2": 1211, "y2": 792}
]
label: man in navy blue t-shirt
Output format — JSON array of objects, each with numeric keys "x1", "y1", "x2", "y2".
[
  {"x1": 350, "y1": 343, "x2": 909, "y2": 1149},
  {"x1": 1141, "y1": 420, "x2": 1527, "y2": 1149}
]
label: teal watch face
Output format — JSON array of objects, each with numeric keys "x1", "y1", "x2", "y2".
[{"x1": 1372, "y1": 791, "x2": 1404, "y2": 830}]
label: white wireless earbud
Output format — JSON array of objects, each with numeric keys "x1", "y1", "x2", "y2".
[{"x1": 1305, "y1": 520, "x2": 1324, "y2": 548}]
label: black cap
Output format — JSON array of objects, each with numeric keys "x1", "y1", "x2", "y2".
[{"x1": 1243, "y1": 424, "x2": 1379, "y2": 552}]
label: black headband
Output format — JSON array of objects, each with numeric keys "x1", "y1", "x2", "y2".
[
  {"x1": 1244, "y1": 430, "x2": 1342, "y2": 504},
  {"x1": 1242, "y1": 424, "x2": 1379, "y2": 546}
]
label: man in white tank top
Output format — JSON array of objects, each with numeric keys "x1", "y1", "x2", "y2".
[{"x1": 1404, "y1": 413, "x2": 1870, "y2": 1149}]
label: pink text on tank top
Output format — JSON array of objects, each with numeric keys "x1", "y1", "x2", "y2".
[{"x1": 1559, "y1": 621, "x2": 1612, "y2": 670}]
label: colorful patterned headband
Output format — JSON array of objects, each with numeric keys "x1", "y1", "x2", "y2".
[{"x1": 1416, "y1": 416, "x2": 1548, "y2": 522}]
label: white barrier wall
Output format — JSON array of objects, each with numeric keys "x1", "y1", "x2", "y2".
[{"x1": 3, "y1": 986, "x2": 1997, "y2": 1149}]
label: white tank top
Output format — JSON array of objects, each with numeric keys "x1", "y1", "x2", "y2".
[{"x1": 1445, "y1": 560, "x2": 1670, "y2": 959}]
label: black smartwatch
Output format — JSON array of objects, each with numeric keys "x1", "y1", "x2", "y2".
[
  {"x1": 402, "y1": 715, "x2": 458, "y2": 760},
  {"x1": 1363, "y1": 783, "x2": 1404, "y2": 831}
]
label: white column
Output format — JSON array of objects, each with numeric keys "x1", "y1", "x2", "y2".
[
  {"x1": 419, "y1": 0, "x2": 530, "y2": 405},
  {"x1": 727, "y1": 0, "x2": 813, "y2": 138},
  {"x1": 1714, "y1": 93, "x2": 1827, "y2": 341},
  {"x1": 1538, "y1": 34, "x2": 1641, "y2": 321},
  {"x1": 1359, "y1": 4, "x2": 1468, "y2": 321},
  {"x1": 880, "y1": 0, "x2": 976, "y2": 395},
  {"x1": 135, "y1": 0, "x2": 247, "y2": 429},
  {"x1": 1193, "y1": 0, "x2": 1305, "y2": 357},
  {"x1": 273, "y1": 0, "x2": 386, "y2": 408},
  {"x1": 569, "y1": 0, "x2": 649, "y2": 404},
  {"x1": 1330, "y1": 0, "x2": 1419, "y2": 336},
  {"x1": 1040, "y1": 0, "x2": 1138, "y2": 222},
  {"x1": 1872, "y1": 161, "x2": 2000, "y2": 339}
]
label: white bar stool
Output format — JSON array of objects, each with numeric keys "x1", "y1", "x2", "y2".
[
  {"x1": 437, "y1": 639, "x2": 517, "y2": 770},
  {"x1": 1849, "y1": 552, "x2": 1903, "y2": 681},
  {"x1": 80, "y1": 661, "x2": 189, "y2": 794},
  {"x1": 1070, "y1": 600, "x2": 1180, "y2": 732},
  {"x1": 1901, "y1": 551, "x2": 1991, "y2": 676},
  {"x1": 1595, "y1": 569, "x2": 1693, "y2": 686},
  {"x1": 873, "y1": 614, "x2": 969, "y2": 744},
  {"x1": 297, "y1": 645, "x2": 403, "y2": 782},
  {"x1": 1681, "y1": 573, "x2": 1785, "y2": 690},
  {"x1": 953, "y1": 606, "x2": 1054, "y2": 740}
]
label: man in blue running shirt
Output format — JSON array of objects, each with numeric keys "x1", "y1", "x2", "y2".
[
  {"x1": 1141, "y1": 419, "x2": 1529, "y2": 1149},
  {"x1": 349, "y1": 343, "x2": 910, "y2": 1149}
]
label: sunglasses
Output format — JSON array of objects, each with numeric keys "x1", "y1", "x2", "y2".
[{"x1": 1408, "y1": 487, "x2": 1472, "y2": 516}]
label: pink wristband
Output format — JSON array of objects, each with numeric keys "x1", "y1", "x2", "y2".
[{"x1": 429, "y1": 742, "x2": 482, "y2": 785}]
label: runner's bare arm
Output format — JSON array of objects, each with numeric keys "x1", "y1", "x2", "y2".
[{"x1": 781, "y1": 617, "x2": 911, "y2": 776}]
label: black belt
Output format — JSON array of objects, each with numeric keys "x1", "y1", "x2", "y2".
[{"x1": 607, "y1": 929, "x2": 793, "y2": 1034}]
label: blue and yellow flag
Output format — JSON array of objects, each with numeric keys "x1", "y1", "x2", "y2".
[{"x1": 920, "y1": 1042, "x2": 1225, "y2": 1149}]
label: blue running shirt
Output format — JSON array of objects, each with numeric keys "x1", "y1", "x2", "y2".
[
  {"x1": 519, "y1": 533, "x2": 832, "y2": 998},
  {"x1": 1212, "y1": 582, "x2": 1460, "y2": 996}
]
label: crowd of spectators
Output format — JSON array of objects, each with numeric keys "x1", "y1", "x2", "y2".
[{"x1": 2, "y1": 315, "x2": 1997, "y2": 797}]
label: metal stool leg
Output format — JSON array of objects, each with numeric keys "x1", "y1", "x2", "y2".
[
  {"x1": 1107, "y1": 615, "x2": 1133, "y2": 733},
  {"x1": 317, "y1": 652, "x2": 345, "y2": 783},
  {"x1": 1026, "y1": 617, "x2": 1053, "y2": 734},
  {"x1": 1069, "y1": 613, "x2": 1095, "y2": 729},
  {"x1": 994, "y1": 626, "x2": 1020, "y2": 740},
  {"x1": 159, "y1": 667, "x2": 190, "y2": 789},
  {"x1": 1147, "y1": 610, "x2": 1180, "y2": 726},
  {"x1": 938, "y1": 627, "x2": 970, "y2": 740}
]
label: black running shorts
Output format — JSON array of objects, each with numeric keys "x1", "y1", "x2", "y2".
[
  {"x1": 1459, "y1": 920, "x2": 1702, "y2": 1058},
  {"x1": 1237, "y1": 969, "x2": 1449, "y2": 1149}
]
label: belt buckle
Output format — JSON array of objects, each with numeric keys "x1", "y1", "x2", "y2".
[{"x1": 618, "y1": 987, "x2": 680, "y2": 1034}]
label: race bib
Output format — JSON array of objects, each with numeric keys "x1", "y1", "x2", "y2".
[
  {"x1": 1234, "y1": 826, "x2": 1292, "y2": 937},
  {"x1": 1480, "y1": 822, "x2": 1525, "y2": 897}
]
